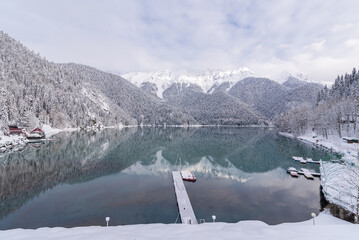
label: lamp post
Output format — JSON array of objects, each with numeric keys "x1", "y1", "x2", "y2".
[
  {"x1": 106, "y1": 217, "x2": 110, "y2": 227},
  {"x1": 311, "y1": 213, "x2": 316, "y2": 225}
]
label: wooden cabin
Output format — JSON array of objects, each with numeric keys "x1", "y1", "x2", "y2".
[
  {"x1": 28, "y1": 128, "x2": 45, "y2": 138},
  {"x1": 8, "y1": 125, "x2": 24, "y2": 135}
]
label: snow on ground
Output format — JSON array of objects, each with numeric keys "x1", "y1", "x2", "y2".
[
  {"x1": 321, "y1": 162, "x2": 359, "y2": 214},
  {"x1": 0, "y1": 212, "x2": 356, "y2": 240},
  {"x1": 0, "y1": 134, "x2": 26, "y2": 147},
  {"x1": 0, "y1": 125, "x2": 78, "y2": 155},
  {"x1": 42, "y1": 124, "x2": 61, "y2": 137},
  {"x1": 81, "y1": 87, "x2": 110, "y2": 112},
  {"x1": 279, "y1": 131, "x2": 359, "y2": 165},
  {"x1": 298, "y1": 133, "x2": 359, "y2": 164}
]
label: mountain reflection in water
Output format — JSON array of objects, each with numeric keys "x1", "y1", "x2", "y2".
[{"x1": 0, "y1": 127, "x2": 336, "y2": 229}]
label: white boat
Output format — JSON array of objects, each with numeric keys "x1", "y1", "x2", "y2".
[
  {"x1": 290, "y1": 171, "x2": 299, "y2": 177},
  {"x1": 287, "y1": 167, "x2": 297, "y2": 173},
  {"x1": 300, "y1": 159, "x2": 307, "y2": 164},
  {"x1": 303, "y1": 172, "x2": 314, "y2": 180},
  {"x1": 292, "y1": 156, "x2": 304, "y2": 161},
  {"x1": 180, "y1": 170, "x2": 196, "y2": 182}
]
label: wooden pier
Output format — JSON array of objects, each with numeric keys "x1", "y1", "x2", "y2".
[
  {"x1": 287, "y1": 167, "x2": 321, "y2": 179},
  {"x1": 172, "y1": 171, "x2": 198, "y2": 224}
]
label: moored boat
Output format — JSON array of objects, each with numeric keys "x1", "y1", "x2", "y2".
[
  {"x1": 303, "y1": 172, "x2": 314, "y2": 180},
  {"x1": 180, "y1": 170, "x2": 196, "y2": 182},
  {"x1": 292, "y1": 156, "x2": 304, "y2": 161},
  {"x1": 287, "y1": 167, "x2": 297, "y2": 173}
]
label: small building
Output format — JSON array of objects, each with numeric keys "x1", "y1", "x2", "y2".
[
  {"x1": 8, "y1": 125, "x2": 24, "y2": 135},
  {"x1": 27, "y1": 128, "x2": 45, "y2": 139}
]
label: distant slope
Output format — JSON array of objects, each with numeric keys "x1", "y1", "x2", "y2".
[
  {"x1": 61, "y1": 64, "x2": 196, "y2": 126},
  {"x1": 283, "y1": 76, "x2": 322, "y2": 89},
  {"x1": 228, "y1": 77, "x2": 322, "y2": 120},
  {"x1": 228, "y1": 78, "x2": 288, "y2": 120},
  {"x1": 125, "y1": 70, "x2": 322, "y2": 123},
  {"x1": 165, "y1": 89, "x2": 265, "y2": 125},
  {"x1": 0, "y1": 31, "x2": 133, "y2": 130}
]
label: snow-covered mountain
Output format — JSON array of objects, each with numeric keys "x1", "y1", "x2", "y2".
[
  {"x1": 121, "y1": 68, "x2": 321, "y2": 100},
  {"x1": 120, "y1": 68, "x2": 323, "y2": 123},
  {"x1": 271, "y1": 71, "x2": 315, "y2": 84},
  {"x1": 122, "y1": 68, "x2": 257, "y2": 98},
  {"x1": 0, "y1": 30, "x2": 324, "y2": 129},
  {"x1": 0, "y1": 31, "x2": 196, "y2": 130}
]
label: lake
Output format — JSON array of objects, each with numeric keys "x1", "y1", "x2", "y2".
[{"x1": 0, "y1": 127, "x2": 338, "y2": 229}]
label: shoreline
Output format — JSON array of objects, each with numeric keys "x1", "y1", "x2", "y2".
[
  {"x1": 278, "y1": 131, "x2": 359, "y2": 164},
  {"x1": 279, "y1": 131, "x2": 359, "y2": 218}
]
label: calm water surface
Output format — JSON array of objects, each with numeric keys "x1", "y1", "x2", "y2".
[{"x1": 0, "y1": 127, "x2": 338, "y2": 229}]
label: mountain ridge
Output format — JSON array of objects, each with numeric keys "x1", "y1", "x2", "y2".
[{"x1": 0, "y1": 30, "x2": 323, "y2": 131}]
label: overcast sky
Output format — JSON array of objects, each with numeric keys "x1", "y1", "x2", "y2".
[{"x1": 1, "y1": 0, "x2": 359, "y2": 83}]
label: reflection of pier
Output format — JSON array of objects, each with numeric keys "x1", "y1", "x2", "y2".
[{"x1": 172, "y1": 171, "x2": 197, "y2": 224}]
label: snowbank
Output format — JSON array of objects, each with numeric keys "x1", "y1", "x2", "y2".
[
  {"x1": 0, "y1": 212, "x2": 355, "y2": 240},
  {"x1": 0, "y1": 134, "x2": 26, "y2": 153},
  {"x1": 321, "y1": 162, "x2": 359, "y2": 214},
  {"x1": 41, "y1": 124, "x2": 61, "y2": 137}
]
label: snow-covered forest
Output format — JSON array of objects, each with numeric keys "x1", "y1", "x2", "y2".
[
  {"x1": 0, "y1": 31, "x2": 195, "y2": 133},
  {"x1": 276, "y1": 68, "x2": 359, "y2": 139},
  {"x1": 1, "y1": 30, "x2": 325, "y2": 132}
]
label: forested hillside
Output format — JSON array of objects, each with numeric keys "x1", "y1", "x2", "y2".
[
  {"x1": 0, "y1": 30, "x2": 328, "y2": 131},
  {"x1": 276, "y1": 68, "x2": 359, "y2": 138},
  {"x1": 0, "y1": 31, "x2": 195, "y2": 132},
  {"x1": 165, "y1": 88, "x2": 265, "y2": 125},
  {"x1": 60, "y1": 64, "x2": 196, "y2": 126}
]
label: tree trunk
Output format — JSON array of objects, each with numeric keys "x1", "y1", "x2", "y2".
[
  {"x1": 324, "y1": 128, "x2": 328, "y2": 139},
  {"x1": 337, "y1": 120, "x2": 342, "y2": 138}
]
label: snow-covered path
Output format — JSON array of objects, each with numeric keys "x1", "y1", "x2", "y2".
[{"x1": 0, "y1": 212, "x2": 356, "y2": 240}]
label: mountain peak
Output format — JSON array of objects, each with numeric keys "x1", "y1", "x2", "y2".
[{"x1": 121, "y1": 67, "x2": 257, "y2": 98}]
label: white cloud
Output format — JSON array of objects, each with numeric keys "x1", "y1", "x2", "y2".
[
  {"x1": 0, "y1": 0, "x2": 359, "y2": 84},
  {"x1": 305, "y1": 40, "x2": 326, "y2": 52},
  {"x1": 345, "y1": 38, "x2": 359, "y2": 48}
]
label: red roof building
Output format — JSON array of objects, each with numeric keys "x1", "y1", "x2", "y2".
[
  {"x1": 8, "y1": 125, "x2": 24, "y2": 135},
  {"x1": 30, "y1": 128, "x2": 45, "y2": 136}
]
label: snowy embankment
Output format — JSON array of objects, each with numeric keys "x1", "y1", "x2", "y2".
[
  {"x1": 0, "y1": 212, "x2": 356, "y2": 240},
  {"x1": 0, "y1": 134, "x2": 26, "y2": 153},
  {"x1": 0, "y1": 125, "x2": 77, "y2": 154},
  {"x1": 279, "y1": 131, "x2": 359, "y2": 164},
  {"x1": 321, "y1": 162, "x2": 359, "y2": 214},
  {"x1": 279, "y1": 131, "x2": 359, "y2": 216}
]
